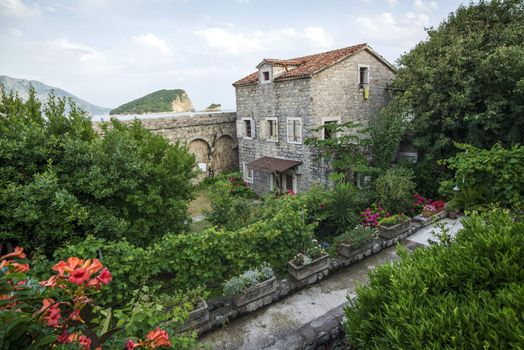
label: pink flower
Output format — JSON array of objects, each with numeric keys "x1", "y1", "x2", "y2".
[{"x1": 78, "y1": 335, "x2": 91, "y2": 350}]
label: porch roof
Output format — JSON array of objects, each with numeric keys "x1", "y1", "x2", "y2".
[{"x1": 247, "y1": 156, "x2": 302, "y2": 173}]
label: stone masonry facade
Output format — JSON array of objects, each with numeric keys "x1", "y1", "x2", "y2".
[
  {"x1": 234, "y1": 45, "x2": 396, "y2": 194},
  {"x1": 93, "y1": 112, "x2": 238, "y2": 177}
]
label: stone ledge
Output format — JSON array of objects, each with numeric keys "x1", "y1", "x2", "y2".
[{"x1": 195, "y1": 216, "x2": 446, "y2": 336}]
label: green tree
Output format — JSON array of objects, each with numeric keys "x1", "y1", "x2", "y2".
[
  {"x1": 387, "y1": 0, "x2": 524, "y2": 192},
  {"x1": 0, "y1": 86, "x2": 196, "y2": 254}
]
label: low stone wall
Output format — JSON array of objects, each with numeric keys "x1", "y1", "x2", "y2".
[{"x1": 195, "y1": 215, "x2": 447, "y2": 339}]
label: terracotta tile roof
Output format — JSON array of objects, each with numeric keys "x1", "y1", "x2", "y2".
[{"x1": 234, "y1": 43, "x2": 368, "y2": 86}]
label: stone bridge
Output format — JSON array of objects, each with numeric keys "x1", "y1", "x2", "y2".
[{"x1": 95, "y1": 112, "x2": 239, "y2": 177}]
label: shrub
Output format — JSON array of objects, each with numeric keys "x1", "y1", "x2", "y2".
[
  {"x1": 325, "y1": 183, "x2": 363, "y2": 233},
  {"x1": 345, "y1": 209, "x2": 524, "y2": 349},
  {"x1": 204, "y1": 176, "x2": 258, "y2": 230},
  {"x1": 0, "y1": 90, "x2": 195, "y2": 255},
  {"x1": 223, "y1": 264, "x2": 274, "y2": 298},
  {"x1": 0, "y1": 247, "x2": 197, "y2": 349},
  {"x1": 440, "y1": 143, "x2": 524, "y2": 209},
  {"x1": 374, "y1": 166, "x2": 416, "y2": 214},
  {"x1": 334, "y1": 225, "x2": 376, "y2": 249}
]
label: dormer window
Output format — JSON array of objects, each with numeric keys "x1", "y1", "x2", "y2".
[
  {"x1": 263, "y1": 71, "x2": 270, "y2": 81},
  {"x1": 260, "y1": 67, "x2": 272, "y2": 84}
]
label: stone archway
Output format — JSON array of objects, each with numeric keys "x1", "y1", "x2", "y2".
[
  {"x1": 188, "y1": 138, "x2": 211, "y2": 176},
  {"x1": 212, "y1": 135, "x2": 238, "y2": 174}
]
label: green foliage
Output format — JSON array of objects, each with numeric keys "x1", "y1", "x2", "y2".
[
  {"x1": 369, "y1": 98, "x2": 409, "y2": 170},
  {"x1": 204, "y1": 175, "x2": 258, "y2": 230},
  {"x1": 223, "y1": 264, "x2": 274, "y2": 298},
  {"x1": 440, "y1": 143, "x2": 524, "y2": 209},
  {"x1": 325, "y1": 183, "x2": 364, "y2": 233},
  {"x1": 345, "y1": 209, "x2": 524, "y2": 349},
  {"x1": 334, "y1": 225, "x2": 376, "y2": 249},
  {"x1": 377, "y1": 214, "x2": 409, "y2": 227},
  {"x1": 155, "y1": 194, "x2": 316, "y2": 289},
  {"x1": 387, "y1": 0, "x2": 524, "y2": 189},
  {"x1": 374, "y1": 166, "x2": 416, "y2": 214},
  {"x1": 290, "y1": 239, "x2": 327, "y2": 267},
  {"x1": 110, "y1": 89, "x2": 190, "y2": 115},
  {"x1": 0, "y1": 89, "x2": 196, "y2": 254},
  {"x1": 305, "y1": 121, "x2": 372, "y2": 182}
]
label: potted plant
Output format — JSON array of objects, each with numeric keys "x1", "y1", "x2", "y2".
[
  {"x1": 377, "y1": 214, "x2": 411, "y2": 239},
  {"x1": 288, "y1": 240, "x2": 329, "y2": 281},
  {"x1": 223, "y1": 264, "x2": 276, "y2": 308},
  {"x1": 445, "y1": 201, "x2": 460, "y2": 219},
  {"x1": 334, "y1": 225, "x2": 376, "y2": 258},
  {"x1": 178, "y1": 286, "x2": 210, "y2": 332}
]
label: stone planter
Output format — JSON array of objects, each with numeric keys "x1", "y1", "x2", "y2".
[
  {"x1": 336, "y1": 242, "x2": 369, "y2": 259},
  {"x1": 178, "y1": 300, "x2": 209, "y2": 332},
  {"x1": 448, "y1": 210, "x2": 459, "y2": 219},
  {"x1": 414, "y1": 210, "x2": 448, "y2": 224},
  {"x1": 288, "y1": 254, "x2": 330, "y2": 281},
  {"x1": 232, "y1": 277, "x2": 277, "y2": 307},
  {"x1": 378, "y1": 219, "x2": 411, "y2": 239}
]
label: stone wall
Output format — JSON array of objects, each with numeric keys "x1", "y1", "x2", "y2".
[
  {"x1": 235, "y1": 49, "x2": 395, "y2": 194},
  {"x1": 93, "y1": 112, "x2": 238, "y2": 177}
]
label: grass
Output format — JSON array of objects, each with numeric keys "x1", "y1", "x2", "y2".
[
  {"x1": 188, "y1": 188, "x2": 211, "y2": 218},
  {"x1": 189, "y1": 219, "x2": 212, "y2": 233}
]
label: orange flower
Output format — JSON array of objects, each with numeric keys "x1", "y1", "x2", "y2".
[
  {"x1": 69, "y1": 308, "x2": 84, "y2": 323},
  {"x1": 0, "y1": 246, "x2": 26, "y2": 260},
  {"x1": 146, "y1": 327, "x2": 171, "y2": 348},
  {"x1": 83, "y1": 258, "x2": 103, "y2": 274},
  {"x1": 38, "y1": 298, "x2": 62, "y2": 327},
  {"x1": 40, "y1": 275, "x2": 60, "y2": 288},
  {"x1": 86, "y1": 278, "x2": 101, "y2": 289},
  {"x1": 10, "y1": 262, "x2": 29, "y2": 273},
  {"x1": 53, "y1": 257, "x2": 83, "y2": 275}
]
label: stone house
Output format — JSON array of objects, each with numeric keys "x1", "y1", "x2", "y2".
[{"x1": 233, "y1": 43, "x2": 396, "y2": 194}]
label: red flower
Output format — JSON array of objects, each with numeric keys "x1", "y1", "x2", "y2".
[
  {"x1": 38, "y1": 298, "x2": 62, "y2": 327},
  {"x1": 86, "y1": 278, "x2": 101, "y2": 289},
  {"x1": 69, "y1": 268, "x2": 90, "y2": 285},
  {"x1": 127, "y1": 340, "x2": 140, "y2": 350},
  {"x1": 96, "y1": 267, "x2": 112, "y2": 285},
  {"x1": 78, "y1": 335, "x2": 91, "y2": 350},
  {"x1": 0, "y1": 246, "x2": 26, "y2": 260},
  {"x1": 11, "y1": 262, "x2": 29, "y2": 273},
  {"x1": 57, "y1": 329, "x2": 71, "y2": 344},
  {"x1": 146, "y1": 327, "x2": 171, "y2": 348}
]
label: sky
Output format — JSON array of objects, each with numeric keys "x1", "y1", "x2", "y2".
[{"x1": 0, "y1": 0, "x2": 467, "y2": 111}]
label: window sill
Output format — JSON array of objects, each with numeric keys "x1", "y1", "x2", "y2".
[
  {"x1": 266, "y1": 138, "x2": 278, "y2": 143},
  {"x1": 243, "y1": 137, "x2": 254, "y2": 140},
  {"x1": 244, "y1": 178, "x2": 254, "y2": 183},
  {"x1": 287, "y1": 140, "x2": 302, "y2": 145}
]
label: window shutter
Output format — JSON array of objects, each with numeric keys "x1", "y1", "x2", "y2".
[
  {"x1": 287, "y1": 119, "x2": 293, "y2": 142},
  {"x1": 260, "y1": 120, "x2": 267, "y2": 139},
  {"x1": 296, "y1": 120, "x2": 302, "y2": 143}
]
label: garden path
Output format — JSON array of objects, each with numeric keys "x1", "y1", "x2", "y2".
[{"x1": 199, "y1": 218, "x2": 464, "y2": 350}]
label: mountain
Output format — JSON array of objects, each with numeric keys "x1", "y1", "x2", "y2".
[
  {"x1": 204, "y1": 103, "x2": 221, "y2": 112},
  {"x1": 0, "y1": 75, "x2": 111, "y2": 115},
  {"x1": 110, "y1": 89, "x2": 193, "y2": 115}
]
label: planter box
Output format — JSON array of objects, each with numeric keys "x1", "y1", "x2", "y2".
[
  {"x1": 448, "y1": 210, "x2": 459, "y2": 219},
  {"x1": 378, "y1": 219, "x2": 411, "y2": 239},
  {"x1": 288, "y1": 254, "x2": 330, "y2": 281},
  {"x1": 414, "y1": 210, "x2": 448, "y2": 224},
  {"x1": 232, "y1": 277, "x2": 277, "y2": 307},
  {"x1": 178, "y1": 300, "x2": 209, "y2": 332},
  {"x1": 336, "y1": 242, "x2": 370, "y2": 259}
]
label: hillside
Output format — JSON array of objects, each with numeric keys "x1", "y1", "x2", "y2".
[
  {"x1": 110, "y1": 89, "x2": 193, "y2": 115},
  {"x1": 0, "y1": 75, "x2": 111, "y2": 115}
]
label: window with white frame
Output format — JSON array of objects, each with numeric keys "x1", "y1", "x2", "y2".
[
  {"x1": 243, "y1": 162, "x2": 253, "y2": 182},
  {"x1": 242, "y1": 118, "x2": 253, "y2": 139},
  {"x1": 358, "y1": 64, "x2": 369, "y2": 88},
  {"x1": 265, "y1": 117, "x2": 278, "y2": 141},
  {"x1": 287, "y1": 118, "x2": 302, "y2": 144}
]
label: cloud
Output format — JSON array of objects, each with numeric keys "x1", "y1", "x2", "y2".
[
  {"x1": 131, "y1": 33, "x2": 171, "y2": 56},
  {"x1": 386, "y1": 0, "x2": 397, "y2": 7},
  {"x1": 413, "y1": 0, "x2": 438, "y2": 12},
  {"x1": 193, "y1": 26, "x2": 333, "y2": 55},
  {"x1": 0, "y1": 0, "x2": 40, "y2": 17},
  {"x1": 356, "y1": 12, "x2": 429, "y2": 41}
]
